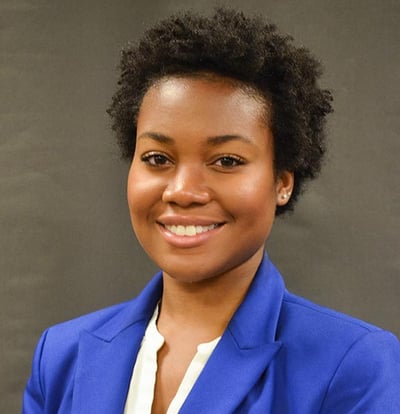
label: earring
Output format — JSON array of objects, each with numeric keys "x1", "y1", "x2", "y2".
[{"x1": 281, "y1": 192, "x2": 291, "y2": 200}]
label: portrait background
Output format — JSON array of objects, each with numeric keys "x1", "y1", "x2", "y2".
[{"x1": 1, "y1": 0, "x2": 399, "y2": 411}]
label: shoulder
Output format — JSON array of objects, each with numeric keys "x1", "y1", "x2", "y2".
[
  {"x1": 281, "y1": 290, "x2": 381, "y2": 336},
  {"x1": 279, "y1": 290, "x2": 400, "y2": 411},
  {"x1": 44, "y1": 301, "x2": 131, "y2": 343},
  {"x1": 32, "y1": 300, "x2": 134, "y2": 374},
  {"x1": 279, "y1": 289, "x2": 400, "y2": 355}
]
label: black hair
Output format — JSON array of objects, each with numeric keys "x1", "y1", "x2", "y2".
[{"x1": 108, "y1": 7, "x2": 333, "y2": 215}]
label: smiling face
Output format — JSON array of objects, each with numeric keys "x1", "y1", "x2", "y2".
[{"x1": 127, "y1": 75, "x2": 293, "y2": 283}]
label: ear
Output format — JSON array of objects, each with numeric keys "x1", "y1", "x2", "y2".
[{"x1": 275, "y1": 171, "x2": 294, "y2": 206}]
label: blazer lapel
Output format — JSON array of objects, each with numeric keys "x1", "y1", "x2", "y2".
[
  {"x1": 71, "y1": 323, "x2": 145, "y2": 413},
  {"x1": 180, "y1": 255, "x2": 285, "y2": 413},
  {"x1": 180, "y1": 331, "x2": 282, "y2": 413},
  {"x1": 71, "y1": 273, "x2": 163, "y2": 413}
]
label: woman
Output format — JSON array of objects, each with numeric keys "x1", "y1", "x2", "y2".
[{"x1": 23, "y1": 8, "x2": 400, "y2": 413}]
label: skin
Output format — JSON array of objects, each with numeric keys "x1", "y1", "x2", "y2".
[{"x1": 127, "y1": 74, "x2": 293, "y2": 413}]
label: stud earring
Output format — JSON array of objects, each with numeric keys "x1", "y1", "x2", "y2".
[{"x1": 281, "y1": 192, "x2": 291, "y2": 200}]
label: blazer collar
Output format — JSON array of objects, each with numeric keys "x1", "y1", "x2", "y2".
[
  {"x1": 180, "y1": 254, "x2": 285, "y2": 413},
  {"x1": 227, "y1": 255, "x2": 285, "y2": 347}
]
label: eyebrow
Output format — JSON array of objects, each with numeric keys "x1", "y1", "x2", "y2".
[
  {"x1": 137, "y1": 132, "x2": 253, "y2": 146},
  {"x1": 137, "y1": 132, "x2": 174, "y2": 144},
  {"x1": 207, "y1": 134, "x2": 252, "y2": 146}
]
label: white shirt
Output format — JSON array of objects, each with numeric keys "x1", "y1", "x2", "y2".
[{"x1": 124, "y1": 306, "x2": 220, "y2": 414}]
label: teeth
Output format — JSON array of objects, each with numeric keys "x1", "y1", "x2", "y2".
[{"x1": 165, "y1": 224, "x2": 218, "y2": 236}]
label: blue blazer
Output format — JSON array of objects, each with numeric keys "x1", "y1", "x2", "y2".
[{"x1": 23, "y1": 256, "x2": 400, "y2": 413}]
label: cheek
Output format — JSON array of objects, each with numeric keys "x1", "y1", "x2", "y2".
[
  {"x1": 127, "y1": 167, "x2": 152, "y2": 218},
  {"x1": 230, "y1": 171, "x2": 278, "y2": 214},
  {"x1": 127, "y1": 167, "x2": 167, "y2": 226},
  {"x1": 127, "y1": 180, "x2": 156, "y2": 249}
]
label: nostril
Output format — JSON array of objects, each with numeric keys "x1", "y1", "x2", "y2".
[{"x1": 162, "y1": 186, "x2": 211, "y2": 206}]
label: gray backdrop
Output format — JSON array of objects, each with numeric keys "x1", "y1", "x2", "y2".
[{"x1": 1, "y1": 0, "x2": 399, "y2": 411}]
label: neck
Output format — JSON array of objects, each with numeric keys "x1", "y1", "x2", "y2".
[{"x1": 157, "y1": 251, "x2": 263, "y2": 341}]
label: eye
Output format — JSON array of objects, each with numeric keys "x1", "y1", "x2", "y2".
[
  {"x1": 141, "y1": 152, "x2": 172, "y2": 167},
  {"x1": 214, "y1": 155, "x2": 245, "y2": 168}
]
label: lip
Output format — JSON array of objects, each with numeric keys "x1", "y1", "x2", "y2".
[{"x1": 156, "y1": 216, "x2": 225, "y2": 248}]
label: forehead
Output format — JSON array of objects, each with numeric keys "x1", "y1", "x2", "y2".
[{"x1": 138, "y1": 74, "x2": 270, "y2": 130}]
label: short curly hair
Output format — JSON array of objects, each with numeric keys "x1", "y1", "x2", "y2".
[{"x1": 108, "y1": 7, "x2": 333, "y2": 215}]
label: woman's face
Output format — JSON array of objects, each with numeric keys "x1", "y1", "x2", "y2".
[{"x1": 127, "y1": 75, "x2": 293, "y2": 283}]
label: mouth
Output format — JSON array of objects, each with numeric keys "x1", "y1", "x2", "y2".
[
  {"x1": 156, "y1": 219, "x2": 225, "y2": 248},
  {"x1": 163, "y1": 224, "x2": 220, "y2": 237}
]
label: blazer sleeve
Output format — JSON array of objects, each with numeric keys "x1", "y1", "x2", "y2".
[
  {"x1": 22, "y1": 330, "x2": 48, "y2": 414},
  {"x1": 320, "y1": 330, "x2": 400, "y2": 413}
]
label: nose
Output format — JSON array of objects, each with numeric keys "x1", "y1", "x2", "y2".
[{"x1": 162, "y1": 165, "x2": 212, "y2": 207}]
